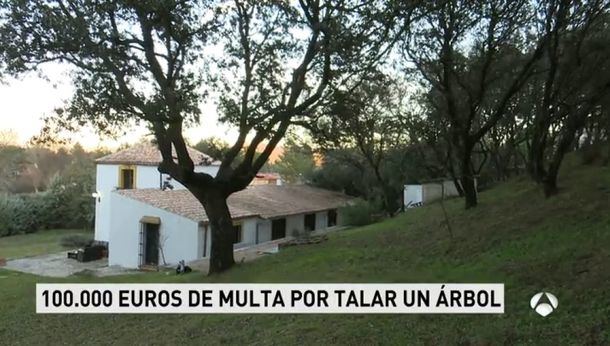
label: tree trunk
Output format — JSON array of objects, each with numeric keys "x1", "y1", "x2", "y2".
[
  {"x1": 459, "y1": 151, "x2": 478, "y2": 209},
  {"x1": 382, "y1": 187, "x2": 397, "y2": 216},
  {"x1": 447, "y1": 157, "x2": 465, "y2": 197},
  {"x1": 542, "y1": 175, "x2": 558, "y2": 197},
  {"x1": 452, "y1": 177, "x2": 464, "y2": 197},
  {"x1": 461, "y1": 174, "x2": 478, "y2": 209},
  {"x1": 197, "y1": 189, "x2": 235, "y2": 274},
  {"x1": 527, "y1": 133, "x2": 547, "y2": 185}
]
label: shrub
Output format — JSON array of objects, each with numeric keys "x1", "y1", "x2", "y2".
[
  {"x1": 0, "y1": 175, "x2": 94, "y2": 237},
  {"x1": 0, "y1": 193, "x2": 51, "y2": 236},
  {"x1": 60, "y1": 234, "x2": 94, "y2": 248},
  {"x1": 0, "y1": 195, "x2": 15, "y2": 236},
  {"x1": 46, "y1": 173, "x2": 95, "y2": 230},
  {"x1": 340, "y1": 200, "x2": 383, "y2": 227},
  {"x1": 0, "y1": 149, "x2": 96, "y2": 237}
]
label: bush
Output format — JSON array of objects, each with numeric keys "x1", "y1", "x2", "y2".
[
  {"x1": 0, "y1": 148, "x2": 96, "y2": 237},
  {"x1": 46, "y1": 172, "x2": 95, "y2": 230},
  {"x1": 60, "y1": 234, "x2": 93, "y2": 248},
  {"x1": 0, "y1": 193, "x2": 54, "y2": 236},
  {"x1": 340, "y1": 200, "x2": 383, "y2": 227},
  {"x1": 0, "y1": 172, "x2": 94, "y2": 237},
  {"x1": 0, "y1": 196, "x2": 15, "y2": 236}
]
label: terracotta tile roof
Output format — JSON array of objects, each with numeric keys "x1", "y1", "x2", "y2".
[
  {"x1": 96, "y1": 142, "x2": 220, "y2": 166},
  {"x1": 116, "y1": 185, "x2": 354, "y2": 223}
]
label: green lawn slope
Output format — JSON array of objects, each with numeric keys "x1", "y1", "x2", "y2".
[
  {"x1": 0, "y1": 229, "x2": 91, "y2": 260},
  {"x1": 1, "y1": 161, "x2": 609, "y2": 344}
]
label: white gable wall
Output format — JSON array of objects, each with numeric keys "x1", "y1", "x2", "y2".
[
  {"x1": 94, "y1": 164, "x2": 119, "y2": 242},
  {"x1": 160, "y1": 165, "x2": 220, "y2": 191},
  {"x1": 94, "y1": 163, "x2": 219, "y2": 243},
  {"x1": 136, "y1": 166, "x2": 164, "y2": 190},
  {"x1": 108, "y1": 193, "x2": 199, "y2": 268}
]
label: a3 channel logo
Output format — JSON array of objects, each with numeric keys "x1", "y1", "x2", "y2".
[{"x1": 530, "y1": 292, "x2": 558, "y2": 317}]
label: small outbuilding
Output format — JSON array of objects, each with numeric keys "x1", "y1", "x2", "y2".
[{"x1": 404, "y1": 180, "x2": 466, "y2": 207}]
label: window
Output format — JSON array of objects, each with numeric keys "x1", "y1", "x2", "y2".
[
  {"x1": 119, "y1": 166, "x2": 136, "y2": 189},
  {"x1": 271, "y1": 218, "x2": 286, "y2": 240},
  {"x1": 328, "y1": 209, "x2": 337, "y2": 227},
  {"x1": 233, "y1": 224, "x2": 242, "y2": 244},
  {"x1": 304, "y1": 213, "x2": 316, "y2": 231}
]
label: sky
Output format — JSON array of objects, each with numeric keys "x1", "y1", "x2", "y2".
[{"x1": 0, "y1": 63, "x2": 237, "y2": 150}]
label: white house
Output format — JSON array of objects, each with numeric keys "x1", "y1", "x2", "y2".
[
  {"x1": 94, "y1": 143, "x2": 353, "y2": 269},
  {"x1": 109, "y1": 185, "x2": 350, "y2": 268},
  {"x1": 93, "y1": 142, "x2": 220, "y2": 244}
]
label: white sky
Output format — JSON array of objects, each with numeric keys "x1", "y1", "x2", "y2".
[{"x1": 0, "y1": 63, "x2": 237, "y2": 150}]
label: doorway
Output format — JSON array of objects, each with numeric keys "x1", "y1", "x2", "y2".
[{"x1": 143, "y1": 223, "x2": 160, "y2": 266}]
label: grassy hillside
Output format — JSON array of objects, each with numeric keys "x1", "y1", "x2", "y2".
[{"x1": 1, "y1": 161, "x2": 609, "y2": 344}]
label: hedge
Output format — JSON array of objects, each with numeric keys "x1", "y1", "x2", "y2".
[{"x1": 0, "y1": 173, "x2": 94, "y2": 237}]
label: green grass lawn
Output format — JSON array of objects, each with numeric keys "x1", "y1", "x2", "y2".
[
  {"x1": 0, "y1": 229, "x2": 92, "y2": 260},
  {"x1": 0, "y1": 161, "x2": 609, "y2": 344}
]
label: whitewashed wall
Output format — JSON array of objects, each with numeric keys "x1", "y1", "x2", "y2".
[
  {"x1": 422, "y1": 180, "x2": 462, "y2": 202},
  {"x1": 404, "y1": 181, "x2": 463, "y2": 208},
  {"x1": 237, "y1": 218, "x2": 258, "y2": 246},
  {"x1": 257, "y1": 220, "x2": 272, "y2": 243},
  {"x1": 315, "y1": 211, "x2": 328, "y2": 230},
  {"x1": 286, "y1": 214, "x2": 305, "y2": 236},
  {"x1": 105, "y1": 186, "x2": 347, "y2": 268},
  {"x1": 94, "y1": 163, "x2": 219, "y2": 243},
  {"x1": 94, "y1": 164, "x2": 119, "y2": 242},
  {"x1": 160, "y1": 165, "x2": 220, "y2": 190},
  {"x1": 404, "y1": 184, "x2": 423, "y2": 208},
  {"x1": 108, "y1": 193, "x2": 199, "y2": 268}
]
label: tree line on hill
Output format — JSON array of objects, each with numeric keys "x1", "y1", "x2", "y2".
[{"x1": 0, "y1": 0, "x2": 608, "y2": 272}]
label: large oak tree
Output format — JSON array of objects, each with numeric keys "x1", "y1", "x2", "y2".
[{"x1": 0, "y1": 0, "x2": 395, "y2": 273}]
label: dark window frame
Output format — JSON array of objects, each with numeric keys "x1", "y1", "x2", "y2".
[
  {"x1": 328, "y1": 209, "x2": 338, "y2": 227},
  {"x1": 271, "y1": 218, "x2": 286, "y2": 240},
  {"x1": 233, "y1": 224, "x2": 242, "y2": 244},
  {"x1": 304, "y1": 213, "x2": 316, "y2": 231},
  {"x1": 119, "y1": 167, "x2": 135, "y2": 189}
]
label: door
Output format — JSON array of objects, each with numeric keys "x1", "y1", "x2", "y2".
[
  {"x1": 304, "y1": 213, "x2": 316, "y2": 231},
  {"x1": 144, "y1": 223, "x2": 160, "y2": 265},
  {"x1": 271, "y1": 218, "x2": 286, "y2": 240}
]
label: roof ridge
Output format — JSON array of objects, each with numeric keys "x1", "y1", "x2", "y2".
[{"x1": 96, "y1": 142, "x2": 220, "y2": 166}]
